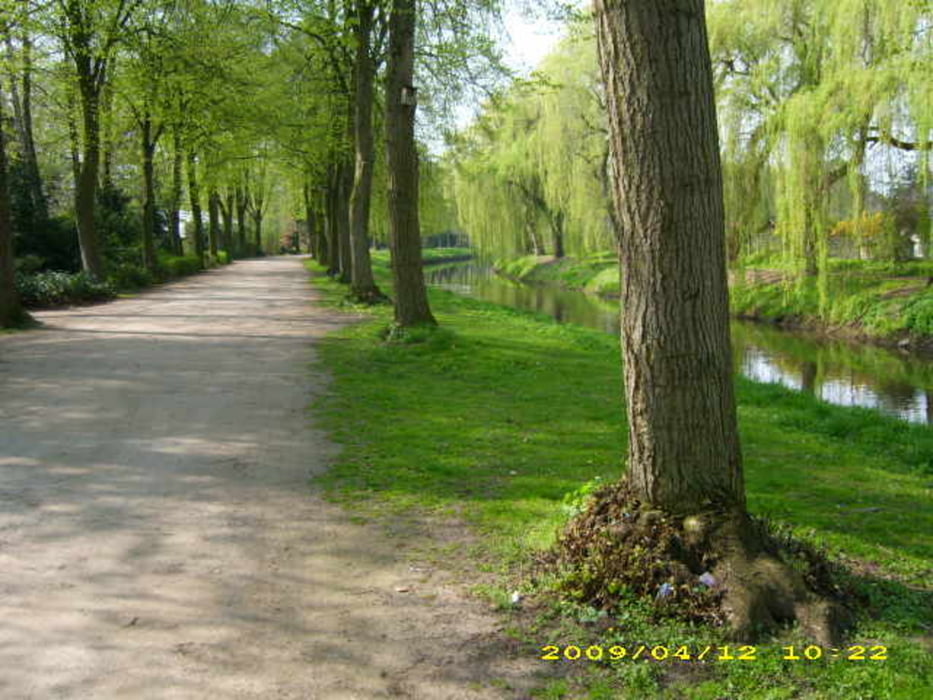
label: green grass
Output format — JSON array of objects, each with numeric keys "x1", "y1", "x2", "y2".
[
  {"x1": 307, "y1": 253, "x2": 932, "y2": 698},
  {"x1": 420, "y1": 246, "x2": 474, "y2": 262},
  {"x1": 495, "y1": 252, "x2": 933, "y2": 341},
  {"x1": 497, "y1": 252, "x2": 619, "y2": 296}
]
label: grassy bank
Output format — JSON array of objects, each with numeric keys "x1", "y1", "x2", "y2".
[
  {"x1": 497, "y1": 253, "x2": 933, "y2": 344},
  {"x1": 308, "y1": 252, "x2": 931, "y2": 698}
]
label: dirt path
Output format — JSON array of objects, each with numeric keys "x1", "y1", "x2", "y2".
[{"x1": 0, "y1": 258, "x2": 540, "y2": 699}]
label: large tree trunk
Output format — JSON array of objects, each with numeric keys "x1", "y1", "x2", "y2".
[
  {"x1": 348, "y1": 1, "x2": 384, "y2": 302},
  {"x1": 75, "y1": 85, "x2": 104, "y2": 278},
  {"x1": 0, "y1": 91, "x2": 25, "y2": 328},
  {"x1": 596, "y1": 0, "x2": 742, "y2": 513},
  {"x1": 186, "y1": 149, "x2": 204, "y2": 268},
  {"x1": 169, "y1": 130, "x2": 184, "y2": 256},
  {"x1": 140, "y1": 117, "x2": 158, "y2": 273},
  {"x1": 385, "y1": 0, "x2": 435, "y2": 326},
  {"x1": 587, "y1": 0, "x2": 848, "y2": 644}
]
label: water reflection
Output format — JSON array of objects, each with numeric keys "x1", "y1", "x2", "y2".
[{"x1": 428, "y1": 262, "x2": 933, "y2": 425}]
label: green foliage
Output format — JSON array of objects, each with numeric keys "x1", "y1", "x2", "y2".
[
  {"x1": 16, "y1": 271, "x2": 116, "y2": 308},
  {"x1": 107, "y1": 263, "x2": 154, "y2": 290},
  {"x1": 446, "y1": 22, "x2": 612, "y2": 260},
  {"x1": 157, "y1": 253, "x2": 202, "y2": 280}
]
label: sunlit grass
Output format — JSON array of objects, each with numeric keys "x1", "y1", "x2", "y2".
[{"x1": 307, "y1": 254, "x2": 932, "y2": 698}]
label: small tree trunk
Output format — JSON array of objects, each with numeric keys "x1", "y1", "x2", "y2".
[
  {"x1": 385, "y1": 0, "x2": 435, "y2": 326},
  {"x1": 208, "y1": 189, "x2": 220, "y2": 259},
  {"x1": 170, "y1": 131, "x2": 184, "y2": 256},
  {"x1": 186, "y1": 149, "x2": 204, "y2": 268},
  {"x1": 336, "y1": 160, "x2": 353, "y2": 283},
  {"x1": 140, "y1": 117, "x2": 158, "y2": 273},
  {"x1": 235, "y1": 185, "x2": 248, "y2": 255},
  {"x1": 75, "y1": 85, "x2": 104, "y2": 278},
  {"x1": 220, "y1": 191, "x2": 234, "y2": 255},
  {"x1": 4, "y1": 29, "x2": 46, "y2": 222},
  {"x1": 348, "y1": 1, "x2": 384, "y2": 301},
  {"x1": 252, "y1": 208, "x2": 263, "y2": 253},
  {"x1": 326, "y1": 173, "x2": 339, "y2": 274},
  {"x1": 551, "y1": 210, "x2": 566, "y2": 258}
]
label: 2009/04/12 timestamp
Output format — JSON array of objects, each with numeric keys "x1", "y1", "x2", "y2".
[{"x1": 539, "y1": 644, "x2": 889, "y2": 662}]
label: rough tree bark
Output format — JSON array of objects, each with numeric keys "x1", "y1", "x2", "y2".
[
  {"x1": 385, "y1": 0, "x2": 435, "y2": 326},
  {"x1": 593, "y1": 0, "x2": 846, "y2": 642},
  {"x1": 597, "y1": 0, "x2": 743, "y2": 513},
  {"x1": 348, "y1": 0, "x2": 385, "y2": 302}
]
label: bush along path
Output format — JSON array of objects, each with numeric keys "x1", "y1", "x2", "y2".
[
  {"x1": 0, "y1": 257, "x2": 547, "y2": 699},
  {"x1": 14, "y1": 251, "x2": 233, "y2": 310},
  {"x1": 310, "y1": 251, "x2": 932, "y2": 698}
]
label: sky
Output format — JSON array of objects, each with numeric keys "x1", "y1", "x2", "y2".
[{"x1": 501, "y1": 6, "x2": 566, "y2": 75}]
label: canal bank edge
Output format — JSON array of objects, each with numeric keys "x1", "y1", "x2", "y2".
[{"x1": 493, "y1": 254, "x2": 933, "y2": 354}]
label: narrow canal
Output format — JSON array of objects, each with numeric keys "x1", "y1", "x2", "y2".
[{"x1": 426, "y1": 262, "x2": 933, "y2": 425}]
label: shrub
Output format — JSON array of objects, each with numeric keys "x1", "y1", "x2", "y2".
[
  {"x1": 108, "y1": 263, "x2": 154, "y2": 290},
  {"x1": 157, "y1": 254, "x2": 202, "y2": 280},
  {"x1": 16, "y1": 271, "x2": 116, "y2": 308}
]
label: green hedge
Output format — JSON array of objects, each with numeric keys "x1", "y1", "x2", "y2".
[{"x1": 16, "y1": 271, "x2": 116, "y2": 308}]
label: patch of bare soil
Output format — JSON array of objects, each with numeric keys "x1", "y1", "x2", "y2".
[{"x1": 0, "y1": 258, "x2": 545, "y2": 699}]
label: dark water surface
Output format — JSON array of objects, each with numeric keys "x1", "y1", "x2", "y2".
[{"x1": 427, "y1": 262, "x2": 933, "y2": 425}]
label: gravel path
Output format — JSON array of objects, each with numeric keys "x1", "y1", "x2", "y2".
[{"x1": 0, "y1": 258, "x2": 538, "y2": 699}]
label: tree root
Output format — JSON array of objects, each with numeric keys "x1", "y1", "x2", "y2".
[{"x1": 543, "y1": 481, "x2": 855, "y2": 644}]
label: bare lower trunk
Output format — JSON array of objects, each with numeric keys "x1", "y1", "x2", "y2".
[
  {"x1": 75, "y1": 87, "x2": 104, "y2": 279},
  {"x1": 253, "y1": 211, "x2": 263, "y2": 253},
  {"x1": 141, "y1": 118, "x2": 157, "y2": 273},
  {"x1": 336, "y1": 160, "x2": 352, "y2": 283},
  {"x1": 186, "y1": 149, "x2": 204, "y2": 268},
  {"x1": 220, "y1": 191, "x2": 234, "y2": 255},
  {"x1": 595, "y1": 0, "x2": 742, "y2": 512},
  {"x1": 348, "y1": 1, "x2": 384, "y2": 301},
  {"x1": 235, "y1": 186, "x2": 248, "y2": 256},
  {"x1": 324, "y1": 171, "x2": 339, "y2": 274},
  {"x1": 385, "y1": 0, "x2": 435, "y2": 326},
  {"x1": 208, "y1": 190, "x2": 220, "y2": 259},
  {"x1": 551, "y1": 210, "x2": 565, "y2": 259},
  {"x1": 0, "y1": 92, "x2": 24, "y2": 327},
  {"x1": 170, "y1": 132, "x2": 184, "y2": 256}
]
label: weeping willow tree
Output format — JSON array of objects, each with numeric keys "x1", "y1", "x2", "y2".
[
  {"x1": 446, "y1": 24, "x2": 612, "y2": 260},
  {"x1": 710, "y1": 0, "x2": 932, "y2": 300}
]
